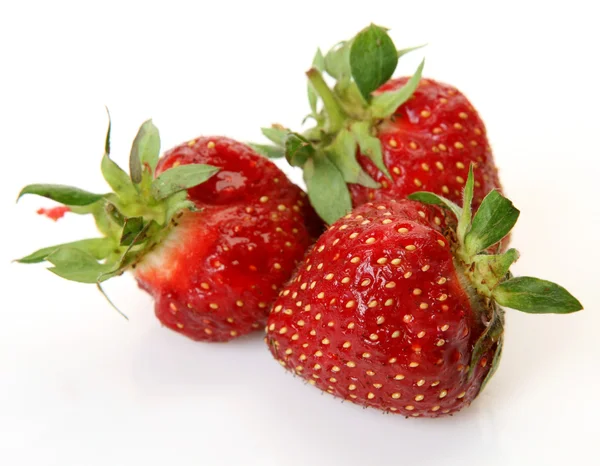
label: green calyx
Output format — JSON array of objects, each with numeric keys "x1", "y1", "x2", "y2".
[
  {"x1": 16, "y1": 111, "x2": 220, "y2": 291},
  {"x1": 252, "y1": 24, "x2": 425, "y2": 225},
  {"x1": 408, "y1": 165, "x2": 583, "y2": 383},
  {"x1": 408, "y1": 165, "x2": 583, "y2": 315}
]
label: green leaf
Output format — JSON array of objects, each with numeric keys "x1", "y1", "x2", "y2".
[
  {"x1": 468, "y1": 310, "x2": 504, "y2": 378},
  {"x1": 101, "y1": 154, "x2": 136, "y2": 198},
  {"x1": 397, "y1": 44, "x2": 427, "y2": 58},
  {"x1": 407, "y1": 191, "x2": 462, "y2": 219},
  {"x1": 17, "y1": 184, "x2": 103, "y2": 206},
  {"x1": 151, "y1": 164, "x2": 220, "y2": 200},
  {"x1": 164, "y1": 191, "x2": 196, "y2": 223},
  {"x1": 324, "y1": 41, "x2": 352, "y2": 80},
  {"x1": 104, "y1": 106, "x2": 112, "y2": 156},
  {"x1": 308, "y1": 48, "x2": 325, "y2": 116},
  {"x1": 325, "y1": 129, "x2": 378, "y2": 188},
  {"x1": 370, "y1": 59, "x2": 424, "y2": 119},
  {"x1": 104, "y1": 201, "x2": 126, "y2": 226},
  {"x1": 313, "y1": 47, "x2": 325, "y2": 71},
  {"x1": 457, "y1": 163, "x2": 475, "y2": 243},
  {"x1": 464, "y1": 190, "x2": 520, "y2": 256},
  {"x1": 248, "y1": 143, "x2": 285, "y2": 159},
  {"x1": 97, "y1": 220, "x2": 159, "y2": 283},
  {"x1": 47, "y1": 248, "x2": 115, "y2": 284},
  {"x1": 350, "y1": 121, "x2": 391, "y2": 178},
  {"x1": 334, "y1": 80, "x2": 369, "y2": 115},
  {"x1": 261, "y1": 126, "x2": 288, "y2": 146},
  {"x1": 493, "y1": 277, "x2": 583, "y2": 314},
  {"x1": 130, "y1": 119, "x2": 160, "y2": 179},
  {"x1": 96, "y1": 282, "x2": 128, "y2": 320},
  {"x1": 120, "y1": 217, "x2": 145, "y2": 246},
  {"x1": 16, "y1": 238, "x2": 114, "y2": 264},
  {"x1": 350, "y1": 24, "x2": 398, "y2": 100},
  {"x1": 304, "y1": 155, "x2": 352, "y2": 225},
  {"x1": 306, "y1": 68, "x2": 347, "y2": 133},
  {"x1": 472, "y1": 249, "x2": 520, "y2": 291},
  {"x1": 285, "y1": 133, "x2": 315, "y2": 167},
  {"x1": 479, "y1": 338, "x2": 503, "y2": 393}
]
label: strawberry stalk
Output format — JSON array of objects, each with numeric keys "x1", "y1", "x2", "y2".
[
  {"x1": 254, "y1": 24, "x2": 425, "y2": 224},
  {"x1": 306, "y1": 68, "x2": 346, "y2": 133},
  {"x1": 16, "y1": 113, "x2": 220, "y2": 290}
]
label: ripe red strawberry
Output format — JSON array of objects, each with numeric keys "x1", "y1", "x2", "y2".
[
  {"x1": 349, "y1": 76, "x2": 500, "y2": 208},
  {"x1": 17, "y1": 117, "x2": 321, "y2": 342},
  {"x1": 266, "y1": 167, "x2": 581, "y2": 417},
  {"x1": 256, "y1": 24, "x2": 501, "y2": 226}
]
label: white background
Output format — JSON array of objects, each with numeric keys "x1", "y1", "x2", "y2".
[{"x1": 1, "y1": 1, "x2": 599, "y2": 465}]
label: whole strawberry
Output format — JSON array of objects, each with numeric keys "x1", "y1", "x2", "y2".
[
  {"x1": 255, "y1": 24, "x2": 501, "y2": 225},
  {"x1": 17, "y1": 117, "x2": 321, "y2": 342},
  {"x1": 266, "y1": 166, "x2": 581, "y2": 417}
]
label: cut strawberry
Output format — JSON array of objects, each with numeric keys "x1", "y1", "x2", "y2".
[{"x1": 17, "y1": 115, "x2": 321, "y2": 341}]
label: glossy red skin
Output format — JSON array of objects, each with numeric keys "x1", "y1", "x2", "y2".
[
  {"x1": 134, "y1": 137, "x2": 322, "y2": 342},
  {"x1": 266, "y1": 200, "x2": 495, "y2": 417},
  {"x1": 350, "y1": 77, "x2": 502, "y2": 210}
]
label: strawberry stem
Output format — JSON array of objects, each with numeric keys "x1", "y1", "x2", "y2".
[{"x1": 306, "y1": 68, "x2": 346, "y2": 133}]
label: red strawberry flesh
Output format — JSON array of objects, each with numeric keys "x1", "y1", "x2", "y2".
[
  {"x1": 135, "y1": 137, "x2": 322, "y2": 341},
  {"x1": 351, "y1": 77, "x2": 502, "y2": 210}
]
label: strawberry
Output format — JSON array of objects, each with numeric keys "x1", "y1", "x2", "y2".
[
  {"x1": 17, "y1": 116, "x2": 321, "y2": 342},
  {"x1": 266, "y1": 166, "x2": 581, "y2": 417},
  {"x1": 350, "y1": 76, "x2": 501, "y2": 209},
  {"x1": 255, "y1": 25, "x2": 501, "y2": 226}
]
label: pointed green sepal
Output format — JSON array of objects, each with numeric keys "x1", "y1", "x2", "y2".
[
  {"x1": 334, "y1": 80, "x2": 369, "y2": 117},
  {"x1": 17, "y1": 184, "x2": 103, "y2": 206},
  {"x1": 16, "y1": 238, "x2": 115, "y2": 264},
  {"x1": 407, "y1": 191, "x2": 462, "y2": 220},
  {"x1": 284, "y1": 133, "x2": 315, "y2": 167},
  {"x1": 350, "y1": 121, "x2": 391, "y2": 179},
  {"x1": 324, "y1": 41, "x2": 352, "y2": 80},
  {"x1": 464, "y1": 190, "x2": 520, "y2": 256},
  {"x1": 306, "y1": 68, "x2": 346, "y2": 133},
  {"x1": 479, "y1": 338, "x2": 503, "y2": 393},
  {"x1": 164, "y1": 192, "x2": 196, "y2": 224},
  {"x1": 46, "y1": 248, "x2": 115, "y2": 284},
  {"x1": 261, "y1": 126, "x2": 289, "y2": 146},
  {"x1": 104, "y1": 201, "x2": 126, "y2": 226},
  {"x1": 468, "y1": 310, "x2": 504, "y2": 378},
  {"x1": 349, "y1": 24, "x2": 398, "y2": 100},
  {"x1": 248, "y1": 143, "x2": 285, "y2": 159},
  {"x1": 493, "y1": 277, "x2": 583, "y2": 314},
  {"x1": 96, "y1": 282, "x2": 128, "y2": 320},
  {"x1": 370, "y1": 59, "x2": 425, "y2": 119},
  {"x1": 397, "y1": 44, "x2": 427, "y2": 58},
  {"x1": 151, "y1": 164, "x2": 220, "y2": 200},
  {"x1": 326, "y1": 129, "x2": 378, "y2": 188},
  {"x1": 304, "y1": 154, "x2": 352, "y2": 225},
  {"x1": 457, "y1": 164, "x2": 475, "y2": 243},
  {"x1": 130, "y1": 119, "x2": 160, "y2": 180},
  {"x1": 101, "y1": 154, "x2": 137, "y2": 199},
  {"x1": 472, "y1": 248, "x2": 520, "y2": 292},
  {"x1": 104, "y1": 106, "x2": 112, "y2": 156},
  {"x1": 308, "y1": 48, "x2": 326, "y2": 117},
  {"x1": 120, "y1": 217, "x2": 145, "y2": 246}
]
